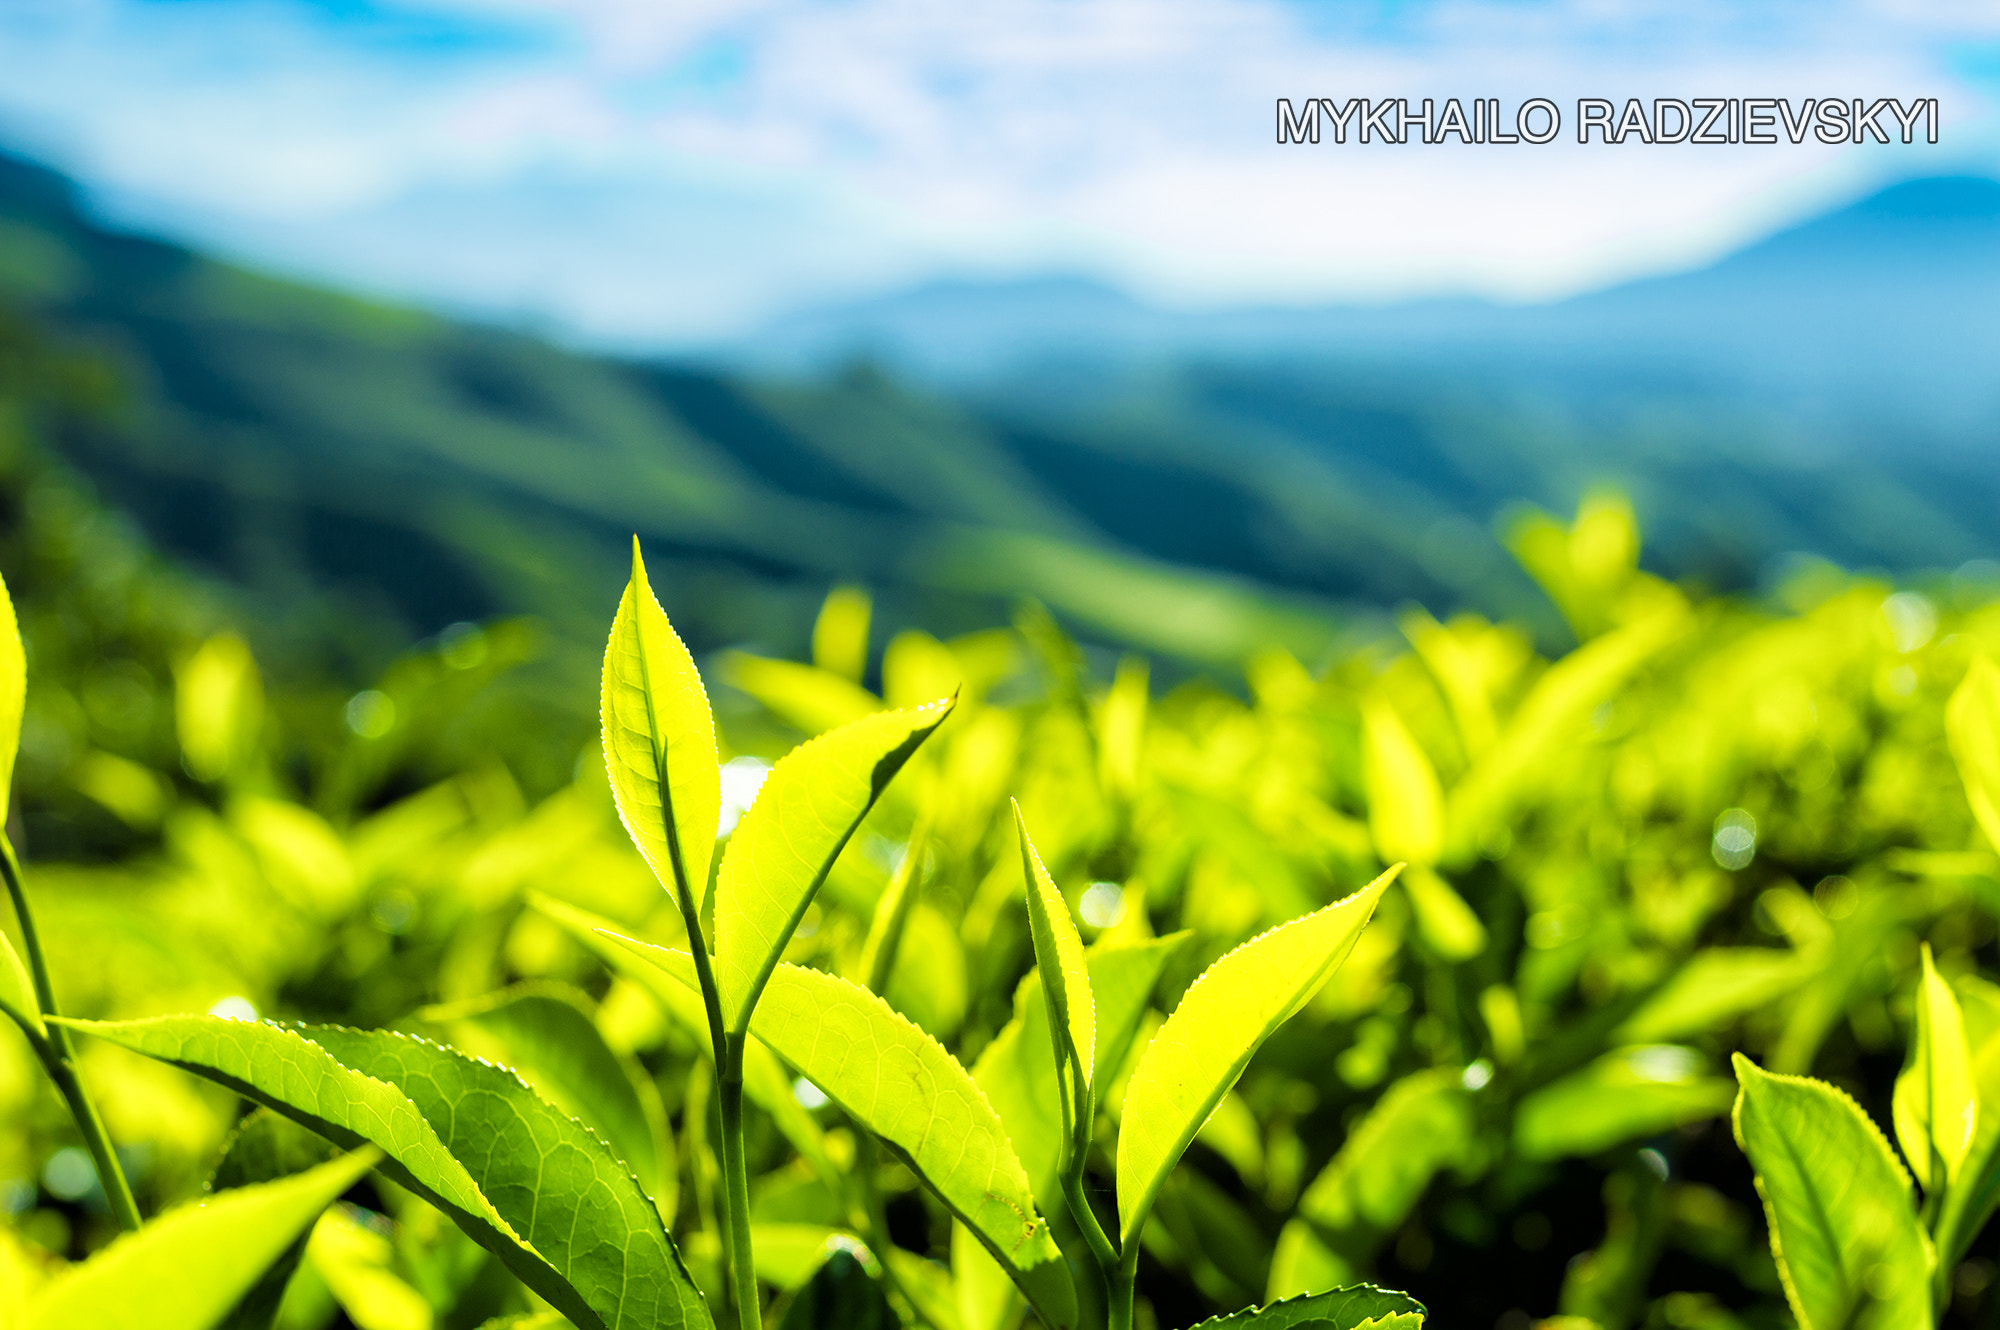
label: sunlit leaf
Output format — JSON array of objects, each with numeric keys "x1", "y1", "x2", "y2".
[
  {"x1": 606, "y1": 934, "x2": 1076, "y2": 1330},
  {"x1": 211, "y1": 1109, "x2": 341, "y2": 1330},
  {"x1": 1360, "y1": 697, "x2": 1442, "y2": 867},
  {"x1": 23, "y1": 1146, "x2": 380, "y2": 1330},
  {"x1": 602, "y1": 538, "x2": 720, "y2": 911},
  {"x1": 1297, "y1": 1068, "x2": 1473, "y2": 1241},
  {"x1": 176, "y1": 633, "x2": 263, "y2": 784},
  {"x1": 1893, "y1": 944, "x2": 1976, "y2": 1191},
  {"x1": 0, "y1": 570, "x2": 21, "y2": 815},
  {"x1": 856, "y1": 822, "x2": 926, "y2": 995},
  {"x1": 974, "y1": 934, "x2": 1187, "y2": 1207},
  {"x1": 712, "y1": 699, "x2": 951, "y2": 1034},
  {"x1": 0, "y1": 927, "x2": 42, "y2": 1040},
  {"x1": 418, "y1": 984, "x2": 668, "y2": 1211},
  {"x1": 64, "y1": 1015, "x2": 711, "y2": 1330},
  {"x1": 1615, "y1": 948, "x2": 1811, "y2": 1044},
  {"x1": 1949, "y1": 655, "x2": 2000, "y2": 855},
  {"x1": 1399, "y1": 867, "x2": 1484, "y2": 961},
  {"x1": 1016, "y1": 805, "x2": 1094, "y2": 1125},
  {"x1": 1732, "y1": 1054, "x2": 1933, "y2": 1330},
  {"x1": 1117, "y1": 868, "x2": 1395, "y2": 1246},
  {"x1": 811, "y1": 585, "x2": 873, "y2": 685},
  {"x1": 1097, "y1": 655, "x2": 1148, "y2": 801},
  {"x1": 722, "y1": 653, "x2": 881, "y2": 737},
  {"x1": 307, "y1": 1205, "x2": 434, "y2": 1330},
  {"x1": 1515, "y1": 1047, "x2": 1732, "y2": 1160},
  {"x1": 530, "y1": 894, "x2": 835, "y2": 1183},
  {"x1": 1937, "y1": 976, "x2": 2000, "y2": 1269},
  {"x1": 1182, "y1": 1284, "x2": 1426, "y2": 1329}
]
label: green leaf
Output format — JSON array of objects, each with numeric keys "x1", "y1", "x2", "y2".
[
  {"x1": 1894, "y1": 944, "x2": 1977, "y2": 1192},
  {"x1": 1732, "y1": 1053, "x2": 1933, "y2": 1330},
  {"x1": 1016, "y1": 804, "x2": 1094, "y2": 1131},
  {"x1": 1297, "y1": 1067, "x2": 1473, "y2": 1242},
  {"x1": 0, "y1": 926, "x2": 43, "y2": 1040},
  {"x1": 857, "y1": 821, "x2": 926, "y2": 995},
  {"x1": 1936, "y1": 976, "x2": 2000, "y2": 1269},
  {"x1": 417, "y1": 983, "x2": 669, "y2": 1210},
  {"x1": 1399, "y1": 866, "x2": 1485, "y2": 962},
  {"x1": 722, "y1": 653, "x2": 881, "y2": 737},
  {"x1": 1949, "y1": 655, "x2": 2000, "y2": 854},
  {"x1": 1614, "y1": 947, "x2": 1811, "y2": 1044},
  {"x1": 0, "y1": 570, "x2": 20, "y2": 816},
  {"x1": 1117, "y1": 868, "x2": 1396, "y2": 1247},
  {"x1": 1182, "y1": 1285, "x2": 1426, "y2": 1329},
  {"x1": 603, "y1": 538, "x2": 721, "y2": 912},
  {"x1": 712, "y1": 699, "x2": 951, "y2": 1034},
  {"x1": 606, "y1": 934, "x2": 1076, "y2": 1330},
  {"x1": 1360, "y1": 697, "x2": 1442, "y2": 867},
  {"x1": 23, "y1": 1146, "x2": 380, "y2": 1330},
  {"x1": 64, "y1": 1015, "x2": 711, "y2": 1330},
  {"x1": 812, "y1": 585, "x2": 873, "y2": 685},
  {"x1": 210, "y1": 1110, "x2": 341, "y2": 1330},
  {"x1": 1515, "y1": 1046, "x2": 1732, "y2": 1160}
]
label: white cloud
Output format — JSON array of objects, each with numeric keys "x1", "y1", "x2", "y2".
[{"x1": 0, "y1": 0, "x2": 1992, "y2": 342}]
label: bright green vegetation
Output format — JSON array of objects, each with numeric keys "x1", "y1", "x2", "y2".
[{"x1": 10, "y1": 480, "x2": 2000, "y2": 1329}]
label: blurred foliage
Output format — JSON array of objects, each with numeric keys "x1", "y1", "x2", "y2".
[{"x1": 7, "y1": 312, "x2": 2000, "y2": 1326}]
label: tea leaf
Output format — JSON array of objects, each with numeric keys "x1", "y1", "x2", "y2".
[
  {"x1": 1949, "y1": 655, "x2": 2000, "y2": 854},
  {"x1": 1360, "y1": 697, "x2": 1442, "y2": 867},
  {"x1": 1733, "y1": 1054, "x2": 1933, "y2": 1330},
  {"x1": 603, "y1": 539, "x2": 720, "y2": 911},
  {"x1": 975, "y1": 935, "x2": 1189, "y2": 1204},
  {"x1": 64, "y1": 1015, "x2": 711, "y2": 1330},
  {"x1": 0, "y1": 571, "x2": 20, "y2": 815},
  {"x1": 1117, "y1": 868, "x2": 1396, "y2": 1246},
  {"x1": 529, "y1": 894, "x2": 835, "y2": 1182},
  {"x1": 0, "y1": 928, "x2": 42, "y2": 1040},
  {"x1": 1182, "y1": 1284, "x2": 1426, "y2": 1328},
  {"x1": 1016, "y1": 805, "x2": 1094, "y2": 1121},
  {"x1": 1893, "y1": 944, "x2": 1976, "y2": 1191},
  {"x1": 23, "y1": 1146, "x2": 380, "y2": 1330},
  {"x1": 1515, "y1": 1046, "x2": 1731, "y2": 1160},
  {"x1": 1297, "y1": 1067, "x2": 1473, "y2": 1239},
  {"x1": 1615, "y1": 948, "x2": 1811, "y2": 1044},
  {"x1": 712, "y1": 699, "x2": 951, "y2": 1034},
  {"x1": 606, "y1": 934, "x2": 1075, "y2": 1330},
  {"x1": 210, "y1": 1110, "x2": 341, "y2": 1330},
  {"x1": 418, "y1": 984, "x2": 668, "y2": 1210}
]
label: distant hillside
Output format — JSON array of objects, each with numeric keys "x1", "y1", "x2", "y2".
[
  {"x1": 3, "y1": 149, "x2": 1999, "y2": 700},
  {"x1": 0, "y1": 151, "x2": 1381, "y2": 686}
]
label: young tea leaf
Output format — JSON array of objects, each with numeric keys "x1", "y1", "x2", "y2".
[
  {"x1": 603, "y1": 539, "x2": 721, "y2": 912},
  {"x1": 1949, "y1": 655, "x2": 2000, "y2": 854},
  {"x1": 1296, "y1": 1067, "x2": 1473, "y2": 1243},
  {"x1": 606, "y1": 933, "x2": 1076, "y2": 1330},
  {"x1": 1182, "y1": 1284, "x2": 1426, "y2": 1329},
  {"x1": 1893, "y1": 943, "x2": 1977, "y2": 1191},
  {"x1": 0, "y1": 571, "x2": 20, "y2": 816},
  {"x1": 1360, "y1": 697, "x2": 1442, "y2": 867},
  {"x1": 64, "y1": 1015, "x2": 712, "y2": 1330},
  {"x1": 0, "y1": 927, "x2": 43, "y2": 1040},
  {"x1": 1117, "y1": 868, "x2": 1397, "y2": 1247},
  {"x1": 210, "y1": 1110, "x2": 341, "y2": 1330},
  {"x1": 1016, "y1": 804, "x2": 1094, "y2": 1122},
  {"x1": 417, "y1": 984, "x2": 669, "y2": 1210},
  {"x1": 1733, "y1": 1054, "x2": 1933, "y2": 1330},
  {"x1": 712, "y1": 699, "x2": 951, "y2": 1034},
  {"x1": 22, "y1": 1146, "x2": 380, "y2": 1330}
]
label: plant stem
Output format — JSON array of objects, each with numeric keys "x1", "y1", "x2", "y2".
[
  {"x1": 717, "y1": 1042, "x2": 760, "y2": 1330},
  {"x1": 0, "y1": 833, "x2": 141, "y2": 1233},
  {"x1": 1109, "y1": 1237, "x2": 1139, "y2": 1330}
]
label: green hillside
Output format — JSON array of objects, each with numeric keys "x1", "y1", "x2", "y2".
[{"x1": 0, "y1": 152, "x2": 1377, "y2": 696}]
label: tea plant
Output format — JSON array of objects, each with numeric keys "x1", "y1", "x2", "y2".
[{"x1": 0, "y1": 549, "x2": 1421, "y2": 1328}]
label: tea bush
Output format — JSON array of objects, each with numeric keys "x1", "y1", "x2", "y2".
[{"x1": 6, "y1": 493, "x2": 2000, "y2": 1330}]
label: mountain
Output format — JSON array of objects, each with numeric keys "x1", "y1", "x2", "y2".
[
  {"x1": 1, "y1": 150, "x2": 1997, "y2": 700},
  {"x1": 742, "y1": 176, "x2": 2000, "y2": 422},
  {"x1": 0, "y1": 151, "x2": 1376, "y2": 686}
]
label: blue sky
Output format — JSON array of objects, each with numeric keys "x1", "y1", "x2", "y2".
[{"x1": 0, "y1": 0, "x2": 1992, "y2": 347}]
